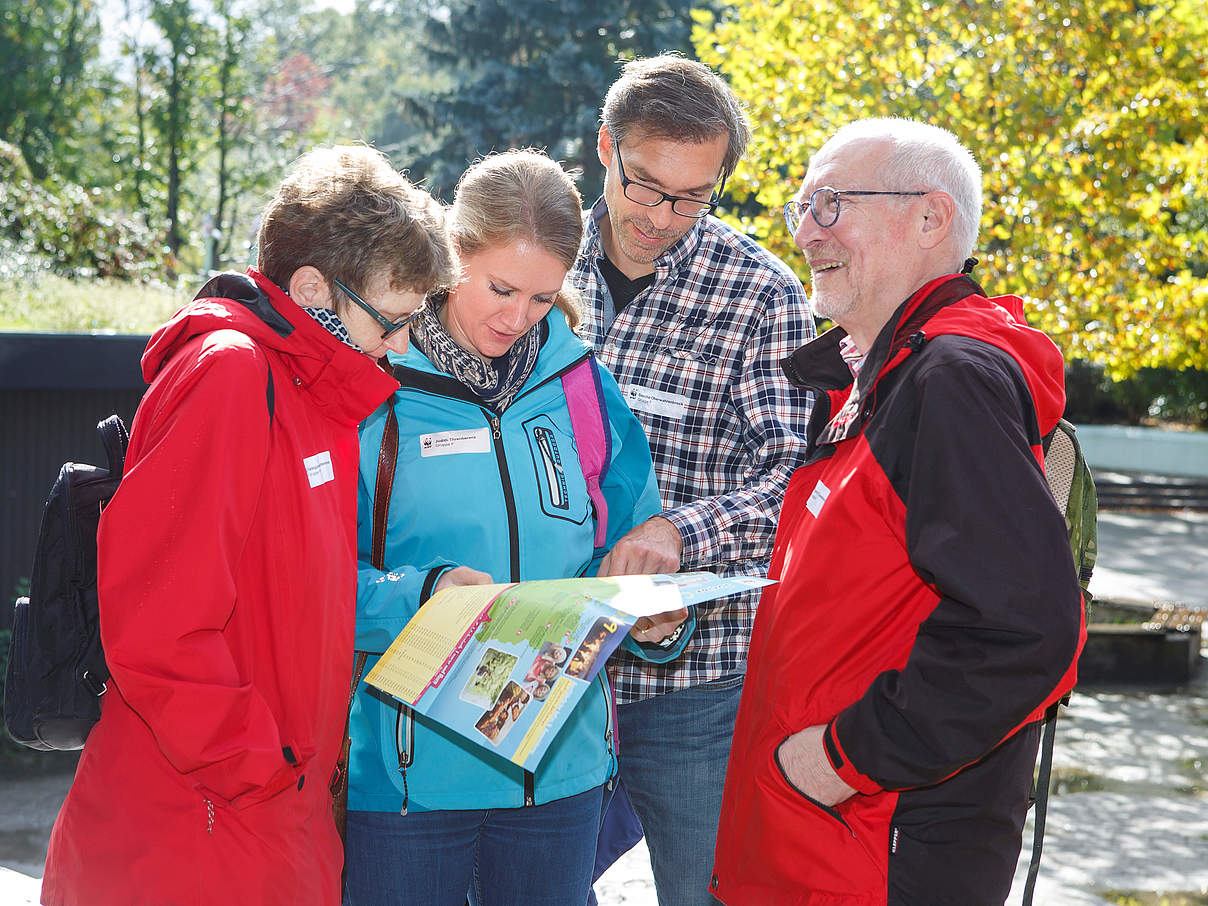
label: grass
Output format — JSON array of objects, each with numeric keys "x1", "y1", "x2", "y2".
[
  {"x1": 0, "y1": 273, "x2": 189, "y2": 334},
  {"x1": 1049, "y1": 766, "x2": 1110, "y2": 795},
  {"x1": 1101, "y1": 892, "x2": 1208, "y2": 905}
]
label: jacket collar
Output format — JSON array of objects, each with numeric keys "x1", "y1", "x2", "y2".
[
  {"x1": 144, "y1": 269, "x2": 397, "y2": 427},
  {"x1": 781, "y1": 273, "x2": 984, "y2": 394},
  {"x1": 781, "y1": 274, "x2": 985, "y2": 448}
]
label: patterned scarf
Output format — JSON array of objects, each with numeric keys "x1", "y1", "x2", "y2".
[
  {"x1": 409, "y1": 298, "x2": 542, "y2": 412},
  {"x1": 303, "y1": 307, "x2": 362, "y2": 352}
]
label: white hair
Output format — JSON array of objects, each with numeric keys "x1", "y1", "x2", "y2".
[{"x1": 820, "y1": 118, "x2": 983, "y2": 261}]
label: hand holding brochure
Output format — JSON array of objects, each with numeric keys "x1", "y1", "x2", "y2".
[{"x1": 364, "y1": 572, "x2": 773, "y2": 771}]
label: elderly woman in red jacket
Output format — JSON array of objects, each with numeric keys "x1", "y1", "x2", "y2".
[{"x1": 41, "y1": 146, "x2": 457, "y2": 906}]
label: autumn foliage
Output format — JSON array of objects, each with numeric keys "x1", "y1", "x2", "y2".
[{"x1": 694, "y1": 0, "x2": 1208, "y2": 378}]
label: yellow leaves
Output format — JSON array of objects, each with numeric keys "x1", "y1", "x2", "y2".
[{"x1": 698, "y1": 0, "x2": 1208, "y2": 376}]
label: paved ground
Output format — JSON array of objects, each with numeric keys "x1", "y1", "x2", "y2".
[{"x1": 2, "y1": 509, "x2": 1205, "y2": 905}]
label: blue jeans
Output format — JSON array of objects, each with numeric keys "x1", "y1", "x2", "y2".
[
  {"x1": 613, "y1": 674, "x2": 744, "y2": 906},
  {"x1": 344, "y1": 785, "x2": 605, "y2": 906}
]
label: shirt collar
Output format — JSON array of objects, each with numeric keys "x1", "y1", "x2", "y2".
[{"x1": 837, "y1": 334, "x2": 865, "y2": 377}]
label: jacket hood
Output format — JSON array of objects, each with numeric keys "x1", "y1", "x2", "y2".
[
  {"x1": 142, "y1": 269, "x2": 298, "y2": 380},
  {"x1": 143, "y1": 268, "x2": 398, "y2": 425},
  {"x1": 912, "y1": 275, "x2": 1068, "y2": 436}
]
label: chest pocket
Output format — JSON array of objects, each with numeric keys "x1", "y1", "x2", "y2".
[
  {"x1": 662, "y1": 317, "x2": 721, "y2": 365},
  {"x1": 523, "y1": 414, "x2": 592, "y2": 528}
]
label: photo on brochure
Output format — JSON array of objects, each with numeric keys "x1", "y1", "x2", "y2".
[
  {"x1": 564, "y1": 616, "x2": 622, "y2": 681},
  {"x1": 473, "y1": 680, "x2": 532, "y2": 746},
  {"x1": 523, "y1": 644, "x2": 570, "y2": 686},
  {"x1": 460, "y1": 647, "x2": 519, "y2": 709}
]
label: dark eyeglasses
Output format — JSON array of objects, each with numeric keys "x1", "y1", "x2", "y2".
[
  {"x1": 784, "y1": 186, "x2": 929, "y2": 232},
  {"x1": 332, "y1": 279, "x2": 423, "y2": 340},
  {"x1": 614, "y1": 143, "x2": 726, "y2": 219}
]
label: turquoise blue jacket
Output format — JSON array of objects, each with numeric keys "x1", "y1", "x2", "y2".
[{"x1": 350, "y1": 309, "x2": 685, "y2": 812}]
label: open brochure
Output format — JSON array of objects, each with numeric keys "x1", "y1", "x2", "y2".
[{"x1": 364, "y1": 571, "x2": 774, "y2": 771}]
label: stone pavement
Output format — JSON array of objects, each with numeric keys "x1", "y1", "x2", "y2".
[{"x1": 1, "y1": 510, "x2": 1204, "y2": 905}]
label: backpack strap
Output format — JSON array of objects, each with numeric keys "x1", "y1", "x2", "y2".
[
  {"x1": 561, "y1": 357, "x2": 612, "y2": 548},
  {"x1": 1042, "y1": 418, "x2": 1077, "y2": 513},
  {"x1": 97, "y1": 415, "x2": 129, "y2": 478},
  {"x1": 1022, "y1": 702, "x2": 1061, "y2": 906},
  {"x1": 372, "y1": 405, "x2": 400, "y2": 570}
]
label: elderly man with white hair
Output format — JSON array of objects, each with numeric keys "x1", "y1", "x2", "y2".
[{"x1": 710, "y1": 118, "x2": 1086, "y2": 906}]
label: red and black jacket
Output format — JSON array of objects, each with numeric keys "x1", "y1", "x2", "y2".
[{"x1": 711, "y1": 274, "x2": 1086, "y2": 906}]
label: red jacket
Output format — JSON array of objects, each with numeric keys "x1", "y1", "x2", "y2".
[
  {"x1": 42, "y1": 270, "x2": 397, "y2": 906},
  {"x1": 712, "y1": 276, "x2": 1086, "y2": 906}
]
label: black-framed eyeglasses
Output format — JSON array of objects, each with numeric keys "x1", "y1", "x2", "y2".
[
  {"x1": 784, "y1": 186, "x2": 929, "y2": 232},
  {"x1": 332, "y1": 278, "x2": 423, "y2": 340},
  {"x1": 614, "y1": 143, "x2": 726, "y2": 219}
]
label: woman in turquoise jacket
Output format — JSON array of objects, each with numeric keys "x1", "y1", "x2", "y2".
[{"x1": 346, "y1": 150, "x2": 692, "y2": 906}]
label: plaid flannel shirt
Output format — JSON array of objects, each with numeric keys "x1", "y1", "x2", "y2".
[{"x1": 571, "y1": 198, "x2": 816, "y2": 703}]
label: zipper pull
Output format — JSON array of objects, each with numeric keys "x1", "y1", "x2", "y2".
[
  {"x1": 490, "y1": 415, "x2": 501, "y2": 440},
  {"x1": 398, "y1": 753, "x2": 409, "y2": 816}
]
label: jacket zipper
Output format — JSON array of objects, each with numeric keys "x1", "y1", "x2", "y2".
[
  {"x1": 204, "y1": 797, "x2": 215, "y2": 835},
  {"x1": 774, "y1": 739, "x2": 856, "y2": 838},
  {"x1": 396, "y1": 704, "x2": 414, "y2": 815},
  {"x1": 523, "y1": 770, "x2": 536, "y2": 806},
  {"x1": 601, "y1": 673, "x2": 617, "y2": 784},
  {"x1": 487, "y1": 413, "x2": 521, "y2": 583}
]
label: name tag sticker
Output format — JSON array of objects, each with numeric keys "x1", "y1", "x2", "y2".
[
  {"x1": 805, "y1": 480, "x2": 830, "y2": 518},
  {"x1": 303, "y1": 451, "x2": 335, "y2": 488},
  {"x1": 420, "y1": 428, "x2": 491, "y2": 457},
  {"x1": 623, "y1": 384, "x2": 689, "y2": 421}
]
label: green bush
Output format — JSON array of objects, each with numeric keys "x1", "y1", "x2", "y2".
[
  {"x1": 0, "y1": 141, "x2": 159, "y2": 282},
  {"x1": 1065, "y1": 360, "x2": 1208, "y2": 428}
]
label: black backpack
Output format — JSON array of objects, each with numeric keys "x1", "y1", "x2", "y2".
[{"x1": 5, "y1": 415, "x2": 129, "y2": 750}]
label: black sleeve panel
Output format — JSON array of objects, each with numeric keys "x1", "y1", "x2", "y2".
[{"x1": 834, "y1": 336, "x2": 1083, "y2": 790}]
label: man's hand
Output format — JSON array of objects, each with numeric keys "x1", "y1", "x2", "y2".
[
  {"x1": 434, "y1": 565, "x2": 494, "y2": 593},
  {"x1": 776, "y1": 725, "x2": 857, "y2": 808},
  {"x1": 629, "y1": 607, "x2": 689, "y2": 643},
  {"x1": 598, "y1": 516, "x2": 682, "y2": 577}
]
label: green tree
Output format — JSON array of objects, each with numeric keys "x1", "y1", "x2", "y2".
[
  {"x1": 396, "y1": 0, "x2": 713, "y2": 200},
  {"x1": 695, "y1": 0, "x2": 1208, "y2": 379},
  {"x1": 119, "y1": 0, "x2": 156, "y2": 211},
  {"x1": 207, "y1": 0, "x2": 251, "y2": 268},
  {"x1": 0, "y1": 0, "x2": 106, "y2": 180},
  {"x1": 149, "y1": 0, "x2": 212, "y2": 265}
]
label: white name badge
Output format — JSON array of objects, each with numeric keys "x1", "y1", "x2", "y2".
[
  {"x1": 420, "y1": 427, "x2": 491, "y2": 457},
  {"x1": 805, "y1": 479, "x2": 830, "y2": 517},
  {"x1": 623, "y1": 384, "x2": 689, "y2": 420},
  {"x1": 303, "y1": 451, "x2": 335, "y2": 488}
]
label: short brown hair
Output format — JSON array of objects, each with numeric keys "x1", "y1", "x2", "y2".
[
  {"x1": 257, "y1": 145, "x2": 457, "y2": 302},
  {"x1": 447, "y1": 149, "x2": 585, "y2": 331},
  {"x1": 601, "y1": 54, "x2": 752, "y2": 180}
]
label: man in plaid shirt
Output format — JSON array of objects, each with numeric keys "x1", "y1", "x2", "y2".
[{"x1": 571, "y1": 55, "x2": 816, "y2": 906}]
